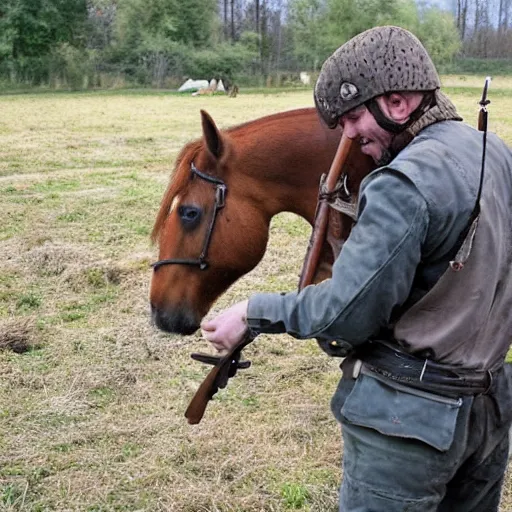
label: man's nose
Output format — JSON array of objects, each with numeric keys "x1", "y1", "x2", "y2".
[{"x1": 342, "y1": 121, "x2": 358, "y2": 140}]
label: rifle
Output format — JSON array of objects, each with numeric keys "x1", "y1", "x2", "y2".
[
  {"x1": 475, "y1": 77, "x2": 491, "y2": 214},
  {"x1": 185, "y1": 132, "x2": 354, "y2": 424},
  {"x1": 478, "y1": 76, "x2": 491, "y2": 132},
  {"x1": 449, "y1": 77, "x2": 491, "y2": 272},
  {"x1": 184, "y1": 330, "x2": 255, "y2": 425},
  {"x1": 298, "y1": 132, "x2": 354, "y2": 289}
]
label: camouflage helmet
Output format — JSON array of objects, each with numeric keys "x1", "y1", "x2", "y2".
[{"x1": 314, "y1": 26, "x2": 441, "y2": 128}]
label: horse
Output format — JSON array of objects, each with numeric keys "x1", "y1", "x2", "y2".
[{"x1": 150, "y1": 108, "x2": 375, "y2": 335}]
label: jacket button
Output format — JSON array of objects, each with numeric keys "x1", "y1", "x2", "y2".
[{"x1": 330, "y1": 340, "x2": 339, "y2": 347}]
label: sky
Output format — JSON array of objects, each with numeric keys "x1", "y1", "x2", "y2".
[
  {"x1": 423, "y1": 0, "x2": 455, "y2": 12},
  {"x1": 424, "y1": 0, "x2": 501, "y2": 25}
]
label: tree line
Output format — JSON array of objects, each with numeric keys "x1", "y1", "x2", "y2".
[
  {"x1": 455, "y1": 0, "x2": 512, "y2": 58},
  {"x1": 0, "y1": 0, "x2": 511, "y2": 90}
]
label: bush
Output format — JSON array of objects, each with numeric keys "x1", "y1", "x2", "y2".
[
  {"x1": 0, "y1": 56, "x2": 51, "y2": 86},
  {"x1": 49, "y1": 43, "x2": 96, "y2": 90},
  {"x1": 416, "y1": 8, "x2": 461, "y2": 67},
  {"x1": 183, "y1": 43, "x2": 258, "y2": 83},
  {"x1": 441, "y1": 58, "x2": 512, "y2": 76},
  {"x1": 129, "y1": 38, "x2": 188, "y2": 87}
]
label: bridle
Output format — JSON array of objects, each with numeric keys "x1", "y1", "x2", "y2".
[{"x1": 151, "y1": 162, "x2": 227, "y2": 271}]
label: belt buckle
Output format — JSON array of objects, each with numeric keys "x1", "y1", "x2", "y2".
[
  {"x1": 352, "y1": 359, "x2": 363, "y2": 379},
  {"x1": 483, "y1": 369, "x2": 493, "y2": 395}
]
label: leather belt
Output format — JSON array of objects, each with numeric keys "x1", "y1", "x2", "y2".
[{"x1": 352, "y1": 341, "x2": 496, "y2": 398}]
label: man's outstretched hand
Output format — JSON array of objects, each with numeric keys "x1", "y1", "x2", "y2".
[{"x1": 200, "y1": 300, "x2": 249, "y2": 352}]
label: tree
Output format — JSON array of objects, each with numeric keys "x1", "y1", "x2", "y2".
[
  {"x1": 0, "y1": 0, "x2": 87, "y2": 60},
  {"x1": 288, "y1": 0, "x2": 329, "y2": 71},
  {"x1": 456, "y1": 0, "x2": 469, "y2": 40},
  {"x1": 323, "y1": 0, "x2": 420, "y2": 51},
  {"x1": 224, "y1": 0, "x2": 229, "y2": 39},
  {"x1": 231, "y1": 0, "x2": 236, "y2": 40},
  {"x1": 0, "y1": 0, "x2": 88, "y2": 85},
  {"x1": 115, "y1": 0, "x2": 216, "y2": 51},
  {"x1": 86, "y1": 0, "x2": 117, "y2": 51},
  {"x1": 417, "y1": 7, "x2": 461, "y2": 65},
  {"x1": 174, "y1": 0, "x2": 217, "y2": 47},
  {"x1": 112, "y1": 0, "x2": 218, "y2": 85}
]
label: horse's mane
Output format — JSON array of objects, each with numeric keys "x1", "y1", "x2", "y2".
[
  {"x1": 151, "y1": 139, "x2": 203, "y2": 242},
  {"x1": 151, "y1": 108, "x2": 317, "y2": 242},
  {"x1": 225, "y1": 107, "x2": 314, "y2": 135}
]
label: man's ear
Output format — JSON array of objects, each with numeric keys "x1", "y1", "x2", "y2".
[{"x1": 377, "y1": 93, "x2": 422, "y2": 123}]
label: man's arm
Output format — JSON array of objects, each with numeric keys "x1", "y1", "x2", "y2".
[{"x1": 246, "y1": 170, "x2": 429, "y2": 345}]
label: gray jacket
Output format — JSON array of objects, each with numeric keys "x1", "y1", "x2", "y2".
[{"x1": 247, "y1": 120, "x2": 512, "y2": 370}]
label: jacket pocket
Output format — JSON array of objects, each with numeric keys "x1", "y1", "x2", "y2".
[{"x1": 340, "y1": 371, "x2": 463, "y2": 452}]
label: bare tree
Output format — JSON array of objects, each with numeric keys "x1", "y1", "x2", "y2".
[
  {"x1": 224, "y1": 0, "x2": 229, "y2": 39},
  {"x1": 231, "y1": 0, "x2": 236, "y2": 40},
  {"x1": 504, "y1": 0, "x2": 511, "y2": 30},
  {"x1": 457, "y1": 0, "x2": 469, "y2": 40}
]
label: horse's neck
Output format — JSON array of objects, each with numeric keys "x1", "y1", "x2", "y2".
[
  {"x1": 231, "y1": 160, "x2": 319, "y2": 226},
  {"x1": 271, "y1": 178, "x2": 319, "y2": 224},
  {"x1": 235, "y1": 133, "x2": 334, "y2": 225}
]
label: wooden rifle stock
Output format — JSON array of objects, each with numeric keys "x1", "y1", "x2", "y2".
[
  {"x1": 298, "y1": 133, "x2": 353, "y2": 290},
  {"x1": 186, "y1": 133, "x2": 353, "y2": 424},
  {"x1": 184, "y1": 330, "x2": 255, "y2": 424}
]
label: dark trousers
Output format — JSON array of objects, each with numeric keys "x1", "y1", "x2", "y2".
[{"x1": 331, "y1": 361, "x2": 512, "y2": 511}]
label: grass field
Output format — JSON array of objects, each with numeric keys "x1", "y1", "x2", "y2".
[{"x1": 1, "y1": 78, "x2": 512, "y2": 511}]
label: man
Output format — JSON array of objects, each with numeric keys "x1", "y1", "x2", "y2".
[{"x1": 201, "y1": 26, "x2": 512, "y2": 511}]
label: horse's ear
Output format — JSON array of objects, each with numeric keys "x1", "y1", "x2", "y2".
[{"x1": 201, "y1": 110, "x2": 224, "y2": 160}]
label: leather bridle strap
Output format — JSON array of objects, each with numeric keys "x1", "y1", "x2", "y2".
[{"x1": 151, "y1": 163, "x2": 227, "y2": 271}]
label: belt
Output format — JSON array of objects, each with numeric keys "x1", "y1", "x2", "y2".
[{"x1": 352, "y1": 341, "x2": 496, "y2": 398}]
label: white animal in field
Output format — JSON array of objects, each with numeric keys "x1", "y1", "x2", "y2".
[
  {"x1": 178, "y1": 78, "x2": 209, "y2": 92},
  {"x1": 300, "y1": 72, "x2": 311, "y2": 86}
]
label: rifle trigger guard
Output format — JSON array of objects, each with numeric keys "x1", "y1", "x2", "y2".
[{"x1": 190, "y1": 352, "x2": 252, "y2": 370}]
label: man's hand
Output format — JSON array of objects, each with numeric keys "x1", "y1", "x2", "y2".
[{"x1": 200, "y1": 300, "x2": 249, "y2": 352}]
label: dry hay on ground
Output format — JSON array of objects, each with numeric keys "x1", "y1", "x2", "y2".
[
  {"x1": 15, "y1": 240, "x2": 146, "y2": 291},
  {"x1": 17, "y1": 241, "x2": 96, "y2": 277}
]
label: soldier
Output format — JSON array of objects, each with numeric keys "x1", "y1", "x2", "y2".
[{"x1": 201, "y1": 26, "x2": 512, "y2": 511}]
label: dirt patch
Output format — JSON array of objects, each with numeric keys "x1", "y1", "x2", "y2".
[{"x1": 0, "y1": 317, "x2": 41, "y2": 353}]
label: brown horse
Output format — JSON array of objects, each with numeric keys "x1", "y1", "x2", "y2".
[{"x1": 150, "y1": 108, "x2": 375, "y2": 334}]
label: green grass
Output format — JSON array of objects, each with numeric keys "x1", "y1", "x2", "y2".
[
  {"x1": 281, "y1": 482, "x2": 310, "y2": 508},
  {"x1": 1, "y1": 81, "x2": 512, "y2": 511}
]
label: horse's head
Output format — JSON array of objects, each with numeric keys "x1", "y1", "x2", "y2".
[
  {"x1": 150, "y1": 110, "x2": 271, "y2": 334},
  {"x1": 150, "y1": 107, "x2": 375, "y2": 335}
]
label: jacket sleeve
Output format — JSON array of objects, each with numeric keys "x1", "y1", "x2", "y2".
[{"x1": 246, "y1": 169, "x2": 429, "y2": 345}]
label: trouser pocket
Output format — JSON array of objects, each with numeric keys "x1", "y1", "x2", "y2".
[{"x1": 340, "y1": 371, "x2": 463, "y2": 451}]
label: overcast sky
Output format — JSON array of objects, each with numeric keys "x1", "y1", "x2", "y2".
[
  {"x1": 424, "y1": 0, "x2": 500, "y2": 25},
  {"x1": 424, "y1": 0, "x2": 455, "y2": 12}
]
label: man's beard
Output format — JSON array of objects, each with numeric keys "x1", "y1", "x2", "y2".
[
  {"x1": 374, "y1": 147, "x2": 394, "y2": 167},
  {"x1": 374, "y1": 131, "x2": 414, "y2": 167}
]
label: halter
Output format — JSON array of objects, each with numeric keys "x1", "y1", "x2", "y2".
[{"x1": 151, "y1": 163, "x2": 227, "y2": 271}]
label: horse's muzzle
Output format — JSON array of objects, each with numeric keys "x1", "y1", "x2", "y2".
[{"x1": 150, "y1": 304, "x2": 200, "y2": 335}]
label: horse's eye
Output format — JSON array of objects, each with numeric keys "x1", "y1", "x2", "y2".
[{"x1": 178, "y1": 205, "x2": 201, "y2": 230}]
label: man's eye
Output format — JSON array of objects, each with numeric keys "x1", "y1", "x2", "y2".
[{"x1": 342, "y1": 113, "x2": 357, "y2": 124}]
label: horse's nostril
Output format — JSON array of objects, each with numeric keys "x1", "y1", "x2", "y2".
[{"x1": 150, "y1": 305, "x2": 200, "y2": 335}]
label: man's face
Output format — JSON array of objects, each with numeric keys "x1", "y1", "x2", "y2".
[{"x1": 339, "y1": 105, "x2": 393, "y2": 164}]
